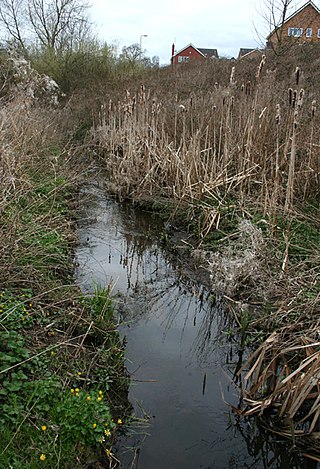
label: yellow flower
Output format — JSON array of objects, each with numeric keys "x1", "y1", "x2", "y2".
[
  {"x1": 77, "y1": 372, "x2": 82, "y2": 376},
  {"x1": 29, "y1": 303, "x2": 32, "y2": 307},
  {"x1": 41, "y1": 425, "x2": 47, "y2": 431},
  {"x1": 75, "y1": 392, "x2": 79, "y2": 397},
  {"x1": 50, "y1": 351, "x2": 56, "y2": 357},
  {"x1": 86, "y1": 396, "x2": 91, "y2": 401},
  {"x1": 97, "y1": 397, "x2": 102, "y2": 402},
  {"x1": 75, "y1": 388, "x2": 79, "y2": 392},
  {"x1": 70, "y1": 389, "x2": 75, "y2": 394},
  {"x1": 117, "y1": 419, "x2": 122, "y2": 425},
  {"x1": 92, "y1": 423, "x2": 97, "y2": 429},
  {"x1": 105, "y1": 448, "x2": 111, "y2": 456},
  {"x1": 98, "y1": 437, "x2": 105, "y2": 443},
  {"x1": 104, "y1": 429, "x2": 111, "y2": 436},
  {"x1": 98, "y1": 390, "x2": 103, "y2": 395},
  {"x1": 40, "y1": 454, "x2": 46, "y2": 461}
]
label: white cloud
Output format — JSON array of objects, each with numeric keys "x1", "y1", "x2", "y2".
[{"x1": 90, "y1": 0, "x2": 313, "y2": 64}]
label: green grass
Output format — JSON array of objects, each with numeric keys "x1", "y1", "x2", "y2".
[{"x1": 0, "y1": 155, "x2": 130, "y2": 467}]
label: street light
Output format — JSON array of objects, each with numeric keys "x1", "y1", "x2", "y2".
[{"x1": 139, "y1": 34, "x2": 148, "y2": 61}]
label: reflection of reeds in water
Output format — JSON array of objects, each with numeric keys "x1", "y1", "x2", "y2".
[{"x1": 118, "y1": 232, "x2": 227, "y2": 366}]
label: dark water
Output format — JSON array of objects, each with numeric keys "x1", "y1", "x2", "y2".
[{"x1": 75, "y1": 182, "x2": 316, "y2": 469}]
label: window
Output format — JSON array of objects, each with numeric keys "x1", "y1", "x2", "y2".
[
  {"x1": 306, "y1": 28, "x2": 312, "y2": 37},
  {"x1": 288, "y1": 27, "x2": 303, "y2": 37},
  {"x1": 178, "y1": 56, "x2": 190, "y2": 63}
]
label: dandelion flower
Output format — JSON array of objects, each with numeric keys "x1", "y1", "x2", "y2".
[
  {"x1": 75, "y1": 388, "x2": 79, "y2": 393},
  {"x1": 98, "y1": 390, "x2": 103, "y2": 395},
  {"x1": 75, "y1": 392, "x2": 79, "y2": 397},
  {"x1": 86, "y1": 396, "x2": 91, "y2": 401},
  {"x1": 70, "y1": 389, "x2": 75, "y2": 394},
  {"x1": 41, "y1": 425, "x2": 47, "y2": 431},
  {"x1": 97, "y1": 397, "x2": 102, "y2": 402},
  {"x1": 92, "y1": 423, "x2": 97, "y2": 429},
  {"x1": 40, "y1": 454, "x2": 46, "y2": 461}
]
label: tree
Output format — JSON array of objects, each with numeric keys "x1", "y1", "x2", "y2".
[
  {"x1": 0, "y1": 0, "x2": 90, "y2": 56},
  {"x1": 257, "y1": 0, "x2": 294, "y2": 54},
  {"x1": 119, "y1": 43, "x2": 142, "y2": 66}
]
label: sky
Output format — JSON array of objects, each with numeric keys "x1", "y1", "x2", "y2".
[{"x1": 90, "y1": 0, "x2": 317, "y2": 64}]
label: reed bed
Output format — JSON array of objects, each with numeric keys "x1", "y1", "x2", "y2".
[
  {"x1": 93, "y1": 56, "x2": 319, "y2": 224},
  {"x1": 92, "y1": 51, "x2": 320, "y2": 448}
]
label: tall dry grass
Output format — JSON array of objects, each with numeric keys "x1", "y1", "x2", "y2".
[{"x1": 92, "y1": 53, "x2": 319, "y2": 235}]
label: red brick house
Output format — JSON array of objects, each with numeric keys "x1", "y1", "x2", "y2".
[
  {"x1": 171, "y1": 43, "x2": 218, "y2": 64},
  {"x1": 267, "y1": 0, "x2": 320, "y2": 49},
  {"x1": 238, "y1": 48, "x2": 264, "y2": 59}
]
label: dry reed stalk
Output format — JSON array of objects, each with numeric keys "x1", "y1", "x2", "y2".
[{"x1": 239, "y1": 333, "x2": 320, "y2": 436}]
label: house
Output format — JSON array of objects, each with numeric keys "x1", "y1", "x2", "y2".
[
  {"x1": 267, "y1": 0, "x2": 320, "y2": 49},
  {"x1": 238, "y1": 48, "x2": 264, "y2": 59},
  {"x1": 171, "y1": 43, "x2": 218, "y2": 64}
]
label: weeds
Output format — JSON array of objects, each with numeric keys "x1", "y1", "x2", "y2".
[{"x1": 0, "y1": 56, "x2": 130, "y2": 467}]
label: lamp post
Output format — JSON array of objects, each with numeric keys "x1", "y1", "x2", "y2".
[{"x1": 139, "y1": 34, "x2": 148, "y2": 62}]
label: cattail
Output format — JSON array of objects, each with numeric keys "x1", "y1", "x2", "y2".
[
  {"x1": 312, "y1": 99, "x2": 316, "y2": 117},
  {"x1": 295, "y1": 67, "x2": 300, "y2": 86},
  {"x1": 292, "y1": 90, "x2": 297, "y2": 108},
  {"x1": 288, "y1": 88, "x2": 293, "y2": 107},
  {"x1": 256, "y1": 55, "x2": 266, "y2": 79},
  {"x1": 229, "y1": 66, "x2": 235, "y2": 85},
  {"x1": 276, "y1": 103, "x2": 280, "y2": 125},
  {"x1": 297, "y1": 88, "x2": 304, "y2": 108}
]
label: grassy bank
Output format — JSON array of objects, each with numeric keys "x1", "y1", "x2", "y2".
[
  {"x1": 89, "y1": 47, "x2": 319, "y2": 453},
  {"x1": 0, "y1": 60, "x2": 129, "y2": 467}
]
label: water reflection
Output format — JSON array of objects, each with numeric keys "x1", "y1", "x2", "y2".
[{"x1": 75, "y1": 182, "x2": 317, "y2": 469}]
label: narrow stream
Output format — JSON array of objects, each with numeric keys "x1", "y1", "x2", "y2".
[{"x1": 75, "y1": 181, "x2": 314, "y2": 469}]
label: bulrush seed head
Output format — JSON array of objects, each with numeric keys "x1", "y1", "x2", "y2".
[
  {"x1": 276, "y1": 103, "x2": 280, "y2": 125},
  {"x1": 288, "y1": 88, "x2": 293, "y2": 107},
  {"x1": 295, "y1": 67, "x2": 300, "y2": 86},
  {"x1": 292, "y1": 90, "x2": 297, "y2": 109},
  {"x1": 297, "y1": 89, "x2": 304, "y2": 108},
  {"x1": 256, "y1": 55, "x2": 266, "y2": 79},
  {"x1": 229, "y1": 67, "x2": 235, "y2": 85}
]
